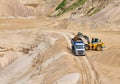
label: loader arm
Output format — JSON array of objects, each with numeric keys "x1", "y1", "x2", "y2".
[{"x1": 77, "y1": 32, "x2": 90, "y2": 44}]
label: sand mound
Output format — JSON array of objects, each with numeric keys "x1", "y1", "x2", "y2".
[
  {"x1": 0, "y1": 51, "x2": 22, "y2": 68},
  {"x1": 0, "y1": 0, "x2": 34, "y2": 17}
]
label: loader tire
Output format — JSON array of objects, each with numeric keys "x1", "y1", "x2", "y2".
[{"x1": 96, "y1": 45, "x2": 102, "y2": 51}]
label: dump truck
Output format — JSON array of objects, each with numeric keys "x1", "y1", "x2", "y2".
[{"x1": 71, "y1": 39, "x2": 86, "y2": 56}]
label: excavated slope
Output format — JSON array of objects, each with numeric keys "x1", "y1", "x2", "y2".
[
  {"x1": 74, "y1": 0, "x2": 112, "y2": 16},
  {"x1": 36, "y1": 0, "x2": 63, "y2": 16},
  {"x1": 90, "y1": 0, "x2": 120, "y2": 25},
  {"x1": 44, "y1": 0, "x2": 112, "y2": 16},
  {"x1": 0, "y1": 0, "x2": 34, "y2": 17}
]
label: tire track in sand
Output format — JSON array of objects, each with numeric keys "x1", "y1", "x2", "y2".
[{"x1": 64, "y1": 32, "x2": 100, "y2": 84}]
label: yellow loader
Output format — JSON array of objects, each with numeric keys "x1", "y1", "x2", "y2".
[{"x1": 85, "y1": 38, "x2": 105, "y2": 51}]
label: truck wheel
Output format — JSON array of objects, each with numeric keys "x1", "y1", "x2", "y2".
[
  {"x1": 96, "y1": 45, "x2": 102, "y2": 51},
  {"x1": 72, "y1": 46, "x2": 76, "y2": 55},
  {"x1": 72, "y1": 46, "x2": 74, "y2": 52},
  {"x1": 74, "y1": 51, "x2": 77, "y2": 56},
  {"x1": 85, "y1": 44, "x2": 90, "y2": 50}
]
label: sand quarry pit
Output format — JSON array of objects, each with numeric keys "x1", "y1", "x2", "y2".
[{"x1": 0, "y1": 17, "x2": 119, "y2": 84}]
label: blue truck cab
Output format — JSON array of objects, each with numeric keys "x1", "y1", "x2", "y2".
[{"x1": 71, "y1": 39, "x2": 86, "y2": 56}]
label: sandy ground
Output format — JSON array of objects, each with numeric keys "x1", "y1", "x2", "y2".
[{"x1": 0, "y1": 17, "x2": 120, "y2": 84}]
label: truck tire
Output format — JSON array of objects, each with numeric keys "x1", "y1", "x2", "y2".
[
  {"x1": 96, "y1": 45, "x2": 102, "y2": 51},
  {"x1": 72, "y1": 46, "x2": 74, "y2": 51},
  {"x1": 85, "y1": 44, "x2": 90, "y2": 50},
  {"x1": 74, "y1": 51, "x2": 77, "y2": 56},
  {"x1": 72, "y1": 46, "x2": 76, "y2": 55}
]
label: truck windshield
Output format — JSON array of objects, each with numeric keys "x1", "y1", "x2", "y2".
[{"x1": 76, "y1": 45, "x2": 84, "y2": 49}]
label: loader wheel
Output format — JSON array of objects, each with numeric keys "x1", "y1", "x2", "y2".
[
  {"x1": 96, "y1": 45, "x2": 102, "y2": 51},
  {"x1": 85, "y1": 44, "x2": 90, "y2": 50}
]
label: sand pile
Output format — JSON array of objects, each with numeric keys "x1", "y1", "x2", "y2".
[
  {"x1": 0, "y1": 51, "x2": 22, "y2": 68},
  {"x1": 0, "y1": 0, "x2": 34, "y2": 17}
]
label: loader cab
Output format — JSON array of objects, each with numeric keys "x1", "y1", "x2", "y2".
[{"x1": 91, "y1": 38, "x2": 101, "y2": 43}]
